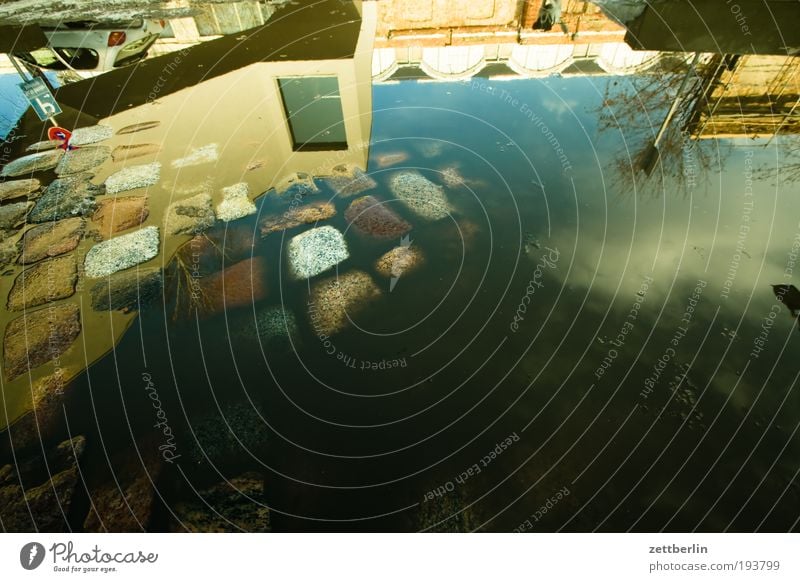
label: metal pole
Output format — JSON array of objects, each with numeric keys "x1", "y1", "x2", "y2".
[
  {"x1": 8, "y1": 53, "x2": 31, "y2": 80},
  {"x1": 640, "y1": 53, "x2": 701, "y2": 175},
  {"x1": 653, "y1": 52, "x2": 701, "y2": 149}
]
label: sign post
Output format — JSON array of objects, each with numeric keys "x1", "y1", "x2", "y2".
[
  {"x1": 19, "y1": 77, "x2": 62, "y2": 124},
  {"x1": 9, "y1": 54, "x2": 61, "y2": 126}
]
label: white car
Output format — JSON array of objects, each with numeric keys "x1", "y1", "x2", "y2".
[{"x1": 15, "y1": 18, "x2": 165, "y2": 76}]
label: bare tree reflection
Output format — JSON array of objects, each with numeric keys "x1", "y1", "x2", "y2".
[
  {"x1": 760, "y1": 135, "x2": 800, "y2": 185},
  {"x1": 596, "y1": 53, "x2": 727, "y2": 198}
]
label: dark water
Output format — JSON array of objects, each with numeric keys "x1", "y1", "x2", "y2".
[{"x1": 9, "y1": 71, "x2": 800, "y2": 532}]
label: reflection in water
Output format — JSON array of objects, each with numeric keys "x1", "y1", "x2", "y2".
[
  {"x1": 0, "y1": 0, "x2": 372, "y2": 429},
  {"x1": 595, "y1": 53, "x2": 718, "y2": 194},
  {"x1": 0, "y1": 0, "x2": 799, "y2": 534},
  {"x1": 772, "y1": 285, "x2": 800, "y2": 323},
  {"x1": 532, "y1": 0, "x2": 563, "y2": 32}
]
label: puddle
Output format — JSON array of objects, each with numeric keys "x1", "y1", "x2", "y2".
[{"x1": 0, "y1": 0, "x2": 798, "y2": 534}]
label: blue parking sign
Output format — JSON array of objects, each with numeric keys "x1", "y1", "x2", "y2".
[{"x1": 19, "y1": 77, "x2": 61, "y2": 121}]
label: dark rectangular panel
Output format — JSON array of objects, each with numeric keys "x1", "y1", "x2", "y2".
[{"x1": 625, "y1": 0, "x2": 800, "y2": 56}]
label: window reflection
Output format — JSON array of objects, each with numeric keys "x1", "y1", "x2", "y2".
[{"x1": 278, "y1": 76, "x2": 348, "y2": 151}]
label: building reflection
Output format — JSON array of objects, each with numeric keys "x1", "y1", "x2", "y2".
[
  {"x1": 366, "y1": 0, "x2": 798, "y2": 146},
  {"x1": 686, "y1": 54, "x2": 800, "y2": 140},
  {"x1": 134, "y1": 0, "x2": 663, "y2": 82},
  {"x1": 44, "y1": 0, "x2": 375, "y2": 193},
  {"x1": 371, "y1": 0, "x2": 662, "y2": 80},
  {"x1": 0, "y1": 0, "x2": 376, "y2": 431},
  {"x1": 6, "y1": 0, "x2": 798, "y2": 230},
  {"x1": 3, "y1": 0, "x2": 800, "y2": 534}
]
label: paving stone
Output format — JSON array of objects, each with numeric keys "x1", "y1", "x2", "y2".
[
  {"x1": 275, "y1": 172, "x2": 319, "y2": 197},
  {"x1": 375, "y1": 244, "x2": 424, "y2": 279},
  {"x1": 89, "y1": 268, "x2": 162, "y2": 313},
  {"x1": 69, "y1": 124, "x2": 113, "y2": 146},
  {"x1": 25, "y1": 139, "x2": 61, "y2": 152},
  {"x1": 259, "y1": 201, "x2": 336, "y2": 237},
  {"x1": 165, "y1": 192, "x2": 215, "y2": 235},
  {"x1": 7, "y1": 255, "x2": 78, "y2": 311},
  {"x1": 171, "y1": 143, "x2": 218, "y2": 169},
  {"x1": 1, "y1": 149, "x2": 63, "y2": 177},
  {"x1": 92, "y1": 195, "x2": 149, "y2": 239},
  {"x1": 28, "y1": 173, "x2": 100, "y2": 223},
  {"x1": 374, "y1": 151, "x2": 409, "y2": 168},
  {"x1": 194, "y1": 257, "x2": 268, "y2": 316},
  {"x1": 0, "y1": 178, "x2": 40, "y2": 202},
  {"x1": 325, "y1": 164, "x2": 377, "y2": 197},
  {"x1": 3, "y1": 303, "x2": 81, "y2": 381},
  {"x1": 389, "y1": 171, "x2": 452, "y2": 220},
  {"x1": 308, "y1": 270, "x2": 381, "y2": 336},
  {"x1": 0, "y1": 436, "x2": 85, "y2": 532},
  {"x1": 0, "y1": 235, "x2": 19, "y2": 267},
  {"x1": 0, "y1": 201, "x2": 32, "y2": 229},
  {"x1": 84, "y1": 226, "x2": 160, "y2": 278},
  {"x1": 18, "y1": 217, "x2": 85, "y2": 264},
  {"x1": 216, "y1": 182, "x2": 256, "y2": 222},
  {"x1": 111, "y1": 143, "x2": 160, "y2": 162},
  {"x1": 55, "y1": 146, "x2": 110, "y2": 175},
  {"x1": 345, "y1": 195, "x2": 411, "y2": 239},
  {"x1": 287, "y1": 225, "x2": 349, "y2": 279},
  {"x1": 105, "y1": 162, "x2": 161, "y2": 194},
  {"x1": 116, "y1": 121, "x2": 160, "y2": 135},
  {"x1": 170, "y1": 472, "x2": 270, "y2": 532}
]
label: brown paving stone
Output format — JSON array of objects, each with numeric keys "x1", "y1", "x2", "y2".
[
  {"x1": 259, "y1": 201, "x2": 336, "y2": 237},
  {"x1": 92, "y1": 196, "x2": 149, "y2": 239},
  {"x1": 3, "y1": 303, "x2": 81, "y2": 381},
  {"x1": 0, "y1": 178, "x2": 40, "y2": 202},
  {"x1": 18, "y1": 217, "x2": 85, "y2": 264},
  {"x1": 7, "y1": 255, "x2": 78, "y2": 311}
]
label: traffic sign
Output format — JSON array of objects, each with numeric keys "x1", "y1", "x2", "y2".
[
  {"x1": 48, "y1": 126, "x2": 73, "y2": 149},
  {"x1": 19, "y1": 77, "x2": 61, "y2": 121}
]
